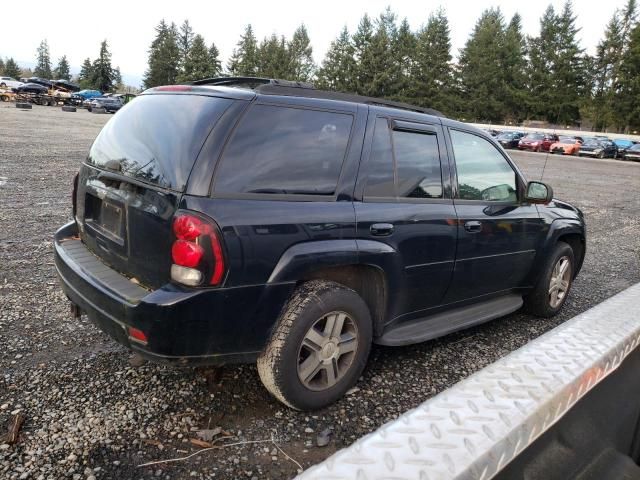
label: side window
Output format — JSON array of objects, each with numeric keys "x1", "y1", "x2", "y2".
[
  {"x1": 364, "y1": 118, "x2": 443, "y2": 199},
  {"x1": 450, "y1": 130, "x2": 518, "y2": 202},
  {"x1": 393, "y1": 129, "x2": 442, "y2": 198},
  {"x1": 214, "y1": 104, "x2": 353, "y2": 195},
  {"x1": 363, "y1": 118, "x2": 395, "y2": 198}
]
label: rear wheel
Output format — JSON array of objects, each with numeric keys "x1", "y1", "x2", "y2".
[
  {"x1": 524, "y1": 242, "x2": 575, "y2": 317},
  {"x1": 257, "y1": 280, "x2": 372, "y2": 410},
  {"x1": 598, "y1": 151, "x2": 605, "y2": 159}
]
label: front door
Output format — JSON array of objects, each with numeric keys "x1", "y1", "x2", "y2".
[
  {"x1": 443, "y1": 128, "x2": 546, "y2": 303},
  {"x1": 355, "y1": 112, "x2": 457, "y2": 321}
]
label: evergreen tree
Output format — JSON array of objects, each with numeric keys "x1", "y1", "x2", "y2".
[
  {"x1": 4, "y1": 58, "x2": 21, "y2": 79},
  {"x1": 228, "y1": 24, "x2": 259, "y2": 76},
  {"x1": 288, "y1": 24, "x2": 315, "y2": 81},
  {"x1": 501, "y1": 14, "x2": 528, "y2": 121},
  {"x1": 618, "y1": 22, "x2": 640, "y2": 131},
  {"x1": 90, "y1": 40, "x2": 116, "y2": 92},
  {"x1": 367, "y1": 18, "x2": 395, "y2": 97},
  {"x1": 316, "y1": 26, "x2": 356, "y2": 92},
  {"x1": 178, "y1": 34, "x2": 220, "y2": 82},
  {"x1": 78, "y1": 58, "x2": 94, "y2": 88},
  {"x1": 526, "y1": 6, "x2": 557, "y2": 119},
  {"x1": 457, "y1": 8, "x2": 507, "y2": 122},
  {"x1": 34, "y1": 39, "x2": 52, "y2": 78},
  {"x1": 179, "y1": 19, "x2": 195, "y2": 65},
  {"x1": 392, "y1": 18, "x2": 416, "y2": 103},
  {"x1": 209, "y1": 43, "x2": 222, "y2": 77},
  {"x1": 352, "y1": 14, "x2": 375, "y2": 95},
  {"x1": 53, "y1": 55, "x2": 71, "y2": 80},
  {"x1": 258, "y1": 34, "x2": 289, "y2": 78},
  {"x1": 0, "y1": 58, "x2": 4, "y2": 75},
  {"x1": 112, "y1": 67, "x2": 123, "y2": 90},
  {"x1": 143, "y1": 20, "x2": 181, "y2": 88},
  {"x1": 411, "y1": 9, "x2": 454, "y2": 114}
]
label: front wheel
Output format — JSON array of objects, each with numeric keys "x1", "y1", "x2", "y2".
[
  {"x1": 257, "y1": 280, "x2": 372, "y2": 410},
  {"x1": 524, "y1": 242, "x2": 575, "y2": 317}
]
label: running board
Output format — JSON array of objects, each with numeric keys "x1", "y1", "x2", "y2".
[{"x1": 376, "y1": 294, "x2": 523, "y2": 346}]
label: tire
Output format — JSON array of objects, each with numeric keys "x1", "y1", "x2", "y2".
[
  {"x1": 257, "y1": 280, "x2": 372, "y2": 410},
  {"x1": 0, "y1": 95, "x2": 8, "y2": 102},
  {"x1": 598, "y1": 151, "x2": 605, "y2": 159},
  {"x1": 0, "y1": 82, "x2": 5, "y2": 87},
  {"x1": 61, "y1": 106, "x2": 76, "y2": 112},
  {"x1": 524, "y1": 242, "x2": 575, "y2": 318},
  {"x1": 92, "y1": 107, "x2": 107, "y2": 114}
]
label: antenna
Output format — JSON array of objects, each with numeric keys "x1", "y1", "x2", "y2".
[{"x1": 540, "y1": 115, "x2": 559, "y2": 181}]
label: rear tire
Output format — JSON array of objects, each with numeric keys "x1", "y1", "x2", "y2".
[
  {"x1": 257, "y1": 280, "x2": 372, "y2": 410},
  {"x1": 61, "y1": 105, "x2": 76, "y2": 112},
  {"x1": 524, "y1": 242, "x2": 575, "y2": 317}
]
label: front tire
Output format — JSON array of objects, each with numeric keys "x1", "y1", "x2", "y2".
[
  {"x1": 257, "y1": 280, "x2": 372, "y2": 410},
  {"x1": 524, "y1": 242, "x2": 575, "y2": 317}
]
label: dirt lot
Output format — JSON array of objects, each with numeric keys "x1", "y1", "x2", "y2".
[{"x1": 1, "y1": 104, "x2": 639, "y2": 480}]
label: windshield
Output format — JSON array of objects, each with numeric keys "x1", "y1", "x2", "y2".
[
  {"x1": 87, "y1": 94, "x2": 233, "y2": 191},
  {"x1": 525, "y1": 133, "x2": 544, "y2": 140},
  {"x1": 497, "y1": 132, "x2": 516, "y2": 139},
  {"x1": 583, "y1": 138, "x2": 602, "y2": 146},
  {"x1": 630, "y1": 144, "x2": 640, "y2": 151},
  {"x1": 558, "y1": 137, "x2": 576, "y2": 143}
]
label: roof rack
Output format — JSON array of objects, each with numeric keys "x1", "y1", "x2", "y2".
[
  {"x1": 190, "y1": 76, "x2": 314, "y2": 89},
  {"x1": 190, "y1": 76, "x2": 444, "y2": 118}
]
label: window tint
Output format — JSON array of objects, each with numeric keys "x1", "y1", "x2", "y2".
[
  {"x1": 363, "y1": 118, "x2": 395, "y2": 198},
  {"x1": 394, "y1": 129, "x2": 442, "y2": 198},
  {"x1": 450, "y1": 130, "x2": 518, "y2": 202},
  {"x1": 214, "y1": 105, "x2": 353, "y2": 195}
]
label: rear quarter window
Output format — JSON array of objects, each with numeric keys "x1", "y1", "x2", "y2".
[{"x1": 213, "y1": 104, "x2": 353, "y2": 196}]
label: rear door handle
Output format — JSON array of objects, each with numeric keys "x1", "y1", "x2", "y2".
[
  {"x1": 464, "y1": 220, "x2": 482, "y2": 233},
  {"x1": 370, "y1": 223, "x2": 394, "y2": 236}
]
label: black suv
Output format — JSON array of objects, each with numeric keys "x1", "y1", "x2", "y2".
[{"x1": 54, "y1": 78, "x2": 586, "y2": 410}]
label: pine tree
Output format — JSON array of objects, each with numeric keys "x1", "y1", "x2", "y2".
[
  {"x1": 288, "y1": 25, "x2": 315, "y2": 81},
  {"x1": 411, "y1": 9, "x2": 454, "y2": 114},
  {"x1": 178, "y1": 34, "x2": 219, "y2": 82},
  {"x1": 258, "y1": 34, "x2": 290, "y2": 78},
  {"x1": 392, "y1": 18, "x2": 416, "y2": 103},
  {"x1": 34, "y1": 39, "x2": 52, "y2": 78},
  {"x1": 78, "y1": 58, "x2": 94, "y2": 88},
  {"x1": 367, "y1": 19, "x2": 395, "y2": 98},
  {"x1": 0, "y1": 58, "x2": 4, "y2": 75},
  {"x1": 352, "y1": 14, "x2": 375, "y2": 95},
  {"x1": 228, "y1": 25, "x2": 259, "y2": 76},
  {"x1": 179, "y1": 19, "x2": 195, "y2": 66},
  {"x1": 209, "y1": 43, "x2": 222, "y2": 77},
  {"x1": 316, "y1": 27, "x2": 356, "y2": 92},
  {"x1": 457, "y1": 8, "x2": 507, "y2": 122},
  {"x1": 527, "y1": 6, "x2": 557, "y2": 120},
  {"x1": 618, "y1": 22, "x2": 640, "y2": 131},
  {"x1": 90, "y1": 40, "x2": 116, "y2": 92},
  {"x1": 4, "y1": 58, "x2": 21, "y2": 79},
  {"x1": 112, "y1": 67, "x2": 123, "y2": 90},
  {"x1": 143, "y1": 20, "x2": 181, "y2": 88},
  {"x1": 53, "y1": 55, "x2": 71, "y2": 80},
  {"x1": 501, "y1": 14, "x2": 528, "y2": 122}
]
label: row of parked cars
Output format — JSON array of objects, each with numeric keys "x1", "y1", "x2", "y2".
[{"x1": 488, "y1": 130, "x2": 640, "y2": 161}]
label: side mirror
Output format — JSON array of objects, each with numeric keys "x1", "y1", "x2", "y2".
[{"x1": 525, "y1": 181, "x2": 553, "y2": 204}]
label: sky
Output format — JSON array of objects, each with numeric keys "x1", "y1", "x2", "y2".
[{"x1": 0, "y1": 0, "x2": 631, "y2": 87}]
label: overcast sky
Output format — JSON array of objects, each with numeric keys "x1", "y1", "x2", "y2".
[{"x1": 0, "y1": 0, "x2": 630, "y2": 86}]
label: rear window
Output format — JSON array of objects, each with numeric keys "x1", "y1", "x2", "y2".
[
  {"x1": 87, "y1": 94, "x2": 232, "y2": 191},
  {"x1": 213, "y1": 104, "x2": 353, "y2": 196}
]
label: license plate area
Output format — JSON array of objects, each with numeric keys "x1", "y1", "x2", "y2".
[{"x1": 84, "y1": 193, "x2": 126, "y2": 247}]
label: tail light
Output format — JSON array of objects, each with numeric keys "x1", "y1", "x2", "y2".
[
  {"x1": 170, "y1": 212, "x2": 226, "y2": 287},
  {"x1": 72, "y1": 172, "x2": 79, "y2": 218}
]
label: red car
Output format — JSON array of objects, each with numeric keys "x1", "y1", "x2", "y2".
[{"x1": 518, "y1": 133, "x2": 559, "y2": 152}]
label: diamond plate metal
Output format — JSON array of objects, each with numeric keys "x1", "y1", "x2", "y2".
[{"x1": 298, "y1": 283, "x2": 640, "y2": 480}]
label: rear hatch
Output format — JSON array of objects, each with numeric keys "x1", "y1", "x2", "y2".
[{"x1": 75, "y1": 93, "x2": 234, "y2": 289}]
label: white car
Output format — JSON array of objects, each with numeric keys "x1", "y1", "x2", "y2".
[{"x1": 0, "y1": 76, "x2": 23, "y2": 89}]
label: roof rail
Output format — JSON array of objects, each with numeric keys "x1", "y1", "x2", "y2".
[{"x1": 190, "y1": 76, "x2": 314, "y2": 89}]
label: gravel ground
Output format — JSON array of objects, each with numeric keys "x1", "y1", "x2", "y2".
[{"x1": 1, "y1": 104, "x2": 639, "y2": 480}]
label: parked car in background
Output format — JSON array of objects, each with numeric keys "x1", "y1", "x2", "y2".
[
  {"x1": 614, "y1": 139, "x2": 637, "y2": 157},
  {"x1": 75, "y1": 89, "x2": 103, "y2": 100},
  {"x1": 53, "y1": 77, "x2": 586, "y2": 410},
  {"x1": 89, "y1": 96, "x2": 123, "y2": 113},
  {"x1": 14, "y1": 83, "x2": 48, "y2": 94},
  {"x1": 578, "y1": 138, "x2": 618, "y2": 158},
  {"x1": 0, "y1": 76, "x2": 23, "y2": 89},
  {"x1": 27, "y1": 77, "x2": 53, "y2": 88},
  {"x1": 483, "y1": 128, "x2": 501, "y2": 137},
  {"x1": 52, "y1": 80, "x2": 81, "y2": 93},
  {"x1": 621, "y1": 143, "x2": 640, "y2": 161},
  {"x1": 550, "y1": 136, "x2": 583, "y2": 155},
  {"x1": 497, "y1": 131, "x2": 525, "y2": 149},
  {"x1": 518, "y1": 133, "x2": 559, "y2": 152}
]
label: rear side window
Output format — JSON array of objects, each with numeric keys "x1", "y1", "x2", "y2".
[
  {"x1": 214, "y1": 105, "x2": 353, "y2": 196},
  {"x1": 87, "y1": 94, "x2": 232, "y2": 191}
]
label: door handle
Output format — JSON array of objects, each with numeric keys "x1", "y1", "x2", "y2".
[
  {"x1": 370, "y1": 223, "x2": 394, "y2": 236},
  {"x1": 464, "y1": 220, "x2": 482, "y2": 233}
]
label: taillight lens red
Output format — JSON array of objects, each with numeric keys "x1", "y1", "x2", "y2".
[{"x1": 171, "y1": 212, "x2": 225, "y2": 287}]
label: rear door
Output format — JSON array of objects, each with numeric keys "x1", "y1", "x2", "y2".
[
  {"x1": 76, "y1": 93, "x2": 234, "y2": 289},
  {"x1": 355, "y1": 109, "x2": 457, "y2": 320},
  {"x1": 443, "y1": 127, "x2": 546, "y2": 303}
]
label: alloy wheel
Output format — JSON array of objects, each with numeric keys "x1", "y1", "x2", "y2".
[
  {"x1": 549, "y1": 256, "x2": 571, "y2": 308},
  {"x1": 297, "y1": 311, "x2": 358, "y2": 391}
]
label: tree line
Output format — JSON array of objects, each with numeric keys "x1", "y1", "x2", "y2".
[
  {"x1": 143, "y1": 1, "x2": 639, "y2": 132},
  {"x1": 0, "y1": 39, "x2": 122, "y2": 92}
]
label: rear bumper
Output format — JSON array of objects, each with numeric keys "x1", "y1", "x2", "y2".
[{"x1": 54, "y1": 222, "x2": 294, "y2": 365}]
